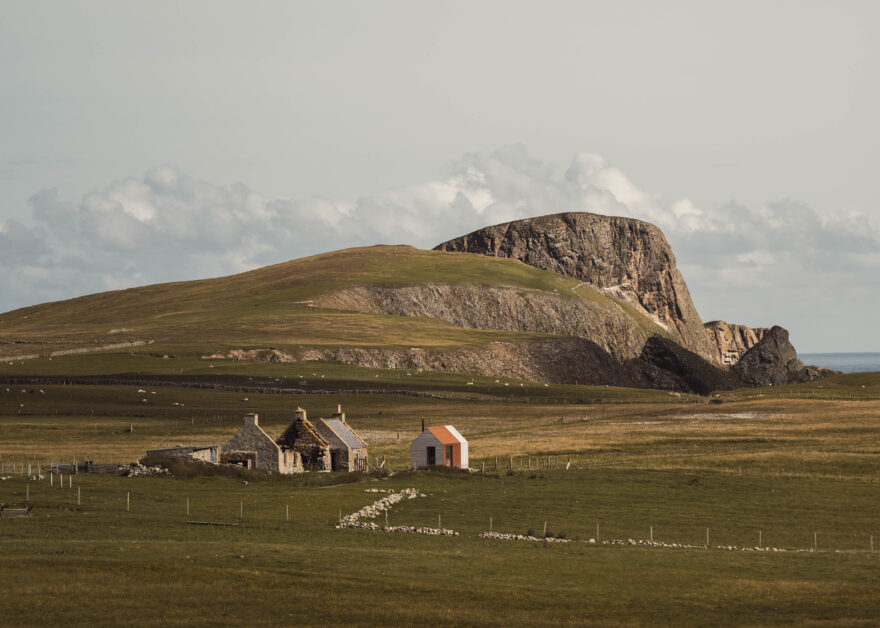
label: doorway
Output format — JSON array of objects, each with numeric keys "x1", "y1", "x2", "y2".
[{"x1": 427, "y1": 446, "x2": 436, "y2": 465}]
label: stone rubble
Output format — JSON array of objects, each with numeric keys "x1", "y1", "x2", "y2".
[
  {"x1": 120, "y1": 462, "x2": 169, "y2": 477},
  {"x1": 480, "y1": 531, "x2": 571, "y2": 543},
  {"x1": 602, "y1": 538, "x2": 791, "y2": 552},
  {"x1": 385, "y1": 525, "x2": 458, "y2": 536},
  {"x1": 336, "y1": 489, "x2": 459, "y2": 536},
  {"x1": 336, "y1": 488, "x2": 423, "y2": 528}
]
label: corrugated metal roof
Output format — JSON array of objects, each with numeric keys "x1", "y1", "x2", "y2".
[
  {"x1": 427, "y1": 425, "x2": 464, "y2": 446},
  {"x1": 323, "y1": 419, "x2": 367, "y2": 450}
]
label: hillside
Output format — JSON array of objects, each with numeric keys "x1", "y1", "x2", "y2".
[
  {"x1": 0, "y1": 214, "x2": 835, "y2": 393},
  {"x1": 435, "y1": 211, "x2": 716, "y2": 361},
  {"x1": 0, "y1": 245, "x2": 683, "y2": 385}
]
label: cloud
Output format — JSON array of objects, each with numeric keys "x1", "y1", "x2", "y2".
[{"x1": 2, "y1": 146, "x2": 879, "y2": 350}]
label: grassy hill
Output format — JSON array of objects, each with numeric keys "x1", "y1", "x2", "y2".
[{"x1": 0, "y1": 245, "x2": 665, "y2": 367}]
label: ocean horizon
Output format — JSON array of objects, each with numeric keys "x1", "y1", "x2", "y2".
[{"x1": 799, "y1": 352, "x2": 880, "y2": 373}]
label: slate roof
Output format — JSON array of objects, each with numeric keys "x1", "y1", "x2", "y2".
[{"x1": 323, "y1": 419, "x2": 367, "y2": 450}]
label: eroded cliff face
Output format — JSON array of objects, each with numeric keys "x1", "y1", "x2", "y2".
[
  {"x1": 210, "y1": 338, "x2": 637, "y2": 386},
  {"x1": 314, "y1": 283, "x2": 662, "y2": 361},
  {"x1": 732, "y1": 326, "x2": 838, "y2": 387},
  {"x1": 434, "y1": 212, "x2": 716, "y2": 362},
  {"x1": 703, "y1": 321, "x2": 769, "y2": 365}
]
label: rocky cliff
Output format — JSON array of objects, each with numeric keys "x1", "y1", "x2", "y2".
[
  {"x1": 315, "y1": 283, "x2": 661, "y2": 361},
  {"x1": 627, "y1": 335, "x2": 745, "y2": 395},
  {"x1": 435, "y1": 212, "x2": 717, "y2": 362},
  {"x1": 732, "y1": 326, "x2": 838, "y2": 387},
  {"x1": 703, "y1": 320, "x2": 769, "y2": 365}
]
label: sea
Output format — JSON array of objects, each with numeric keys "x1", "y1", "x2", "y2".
[{"x1": 799, "y1": 353, "x2": 880, "y2": 374}]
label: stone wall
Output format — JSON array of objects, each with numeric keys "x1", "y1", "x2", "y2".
[{"x1": 224, "y1": 414, "x2": 285, "y2": 473}]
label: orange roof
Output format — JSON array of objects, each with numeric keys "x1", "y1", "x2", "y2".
[{"x1": 427, "y1": 425, "x2": 460, "y2": 446}]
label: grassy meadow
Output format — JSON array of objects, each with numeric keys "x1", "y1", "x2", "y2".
[
  {"x1": 0, "y1": 245, "x2": 660, "y2": 355},
  {"x1": 1, "y1": 353, "x2": 880, "y2": 625}
]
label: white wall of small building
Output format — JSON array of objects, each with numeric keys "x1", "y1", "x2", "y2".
[{"x1": 410, "y1": 431, "x2": 442, "y2": 468}]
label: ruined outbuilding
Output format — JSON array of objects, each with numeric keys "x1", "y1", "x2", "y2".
[
  {"x1": 313, "y1": 405, "x2": 368, "y2": 472},
  {"x1": 276, "y1": 408, "x2": 332, "y2": 471},
  {"x1": 223, "y1": 413, "x2": 301, "y2": 474},
  {"x1": 145, "y1": 444, "x2": 221, "y2": 463}
]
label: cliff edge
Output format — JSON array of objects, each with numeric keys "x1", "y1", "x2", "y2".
[{"x1": 435, "y1": 212, "x2": 716, "y2": 362}]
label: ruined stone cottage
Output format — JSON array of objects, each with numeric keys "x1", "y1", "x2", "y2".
[
  {"x1": 275, "y1": 406, "x2": 368, "y2": 472},
  {"x1": 313, "y1": 405, "x2": 368, "y2": 472},
  {"x1": 222, "y1": 413, "x2": 301, "y2": 474},
  {"x1": 213, "y1": 407, "x2": 368, "y2": 474},
  {"x1": 276, "y1": 408, "x2": 332, "y2": 471}
]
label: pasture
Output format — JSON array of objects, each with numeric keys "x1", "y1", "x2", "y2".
[{"x1": 1, "y1": 362, "x2": 880, "y2": 625}]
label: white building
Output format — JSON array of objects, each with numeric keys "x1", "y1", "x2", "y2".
[{"x1": 410, "y1": 425, "x2": 468, "y2": 469}]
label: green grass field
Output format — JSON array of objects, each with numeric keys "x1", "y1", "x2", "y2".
[
  {"x1": 2, "y1": 364, "x2": 880, "y2": 625},
  {"x1": 1, "y1": 468, "x2": 878, "y2": 626}
]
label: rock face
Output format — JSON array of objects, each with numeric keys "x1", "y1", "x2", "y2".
[
  {"x1": 315, "y1": 283, "x2": 657, "y2": 361},
  {"x1": 628, "y1": 335, "x2": 744, "y2": 395},
  {"x1": 704, "y1": 320, "x2": 768, "y2": 365},
  {"x1": 732, "y1": 326, "x2": 837, "y2": 386},
  {"x1": 435, "y1": 212, "x2": 716, "y2": 362},
  {"x1": 300, "y1": 338, "x2": 638, "y2": 387}
]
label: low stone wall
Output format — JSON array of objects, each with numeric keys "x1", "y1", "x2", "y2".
[
  {"x1": 480, "y1": 531, "x2": 570, "y2": 543},
  {"x1": 336, "y1": 488, "x2": 424, "y2": 529}
]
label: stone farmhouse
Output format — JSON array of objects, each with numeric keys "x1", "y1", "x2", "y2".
[
  {"x1": 314, "y1": 405, "x2": 368, "y2": 472},
  {"x1": 275, "y1": 406, "x2": 368, "y2": 472},
  {"x1": 222, "y1": 413, "x2": 302, "y2": 473},
  {"x1": 145, "y1": 407, "x2": 368, "y2": 474}
]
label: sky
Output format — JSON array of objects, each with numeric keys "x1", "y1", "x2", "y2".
[{"x1": 1, "y1": 0, "x2": 878, "y2": 353}]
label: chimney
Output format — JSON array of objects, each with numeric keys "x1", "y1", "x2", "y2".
[
  {"x1": 295, "y1": 407, "x2": 307, "y2": 422},
  {"x1": 244, "y1": 413, "x2": 259, "y2": 426},
  {"x1": 334, "y1": 404, "x2": 345, "y2": 423}
]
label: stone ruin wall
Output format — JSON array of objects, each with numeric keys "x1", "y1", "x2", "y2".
[{"x1": 224, "y1": 416, "x2": 284, "y2": 474}]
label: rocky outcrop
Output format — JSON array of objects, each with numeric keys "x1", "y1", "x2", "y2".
[
  {"x1": 704, "y1": 321, "x2": 768, "y2": 365},
  {"x1": 732, "y1": 326, "x2": 838, "y2": 386},
  {"x1": 299, "y1": 338, "x2": 638, "y2": 387},
  {"x1": 435, "y1": 212, "x2": 716, "y2": 362},
  {"x1": 315, "y1": 283, "x2": 660, "y2": 361},
  {"x1": 627, "y1": 335, "x2": 744, "y2": 395}
]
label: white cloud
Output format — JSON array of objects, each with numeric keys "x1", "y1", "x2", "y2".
[{"x1": 3, "y1": 146, "x2": 879, "y2": 351}]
